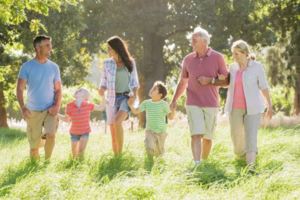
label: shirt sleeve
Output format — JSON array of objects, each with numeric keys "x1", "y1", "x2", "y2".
[
  {"x1": 99, "y1": 61, "x2": 107, "y2": 89},
  {"x1": 54, "y1": 64, "x2": 61, "y2": 83},
  {"x1": 129, "y1": 59, "x2": 140, "y2": 89},
  {"x1": 139, "y1": 101, "x2": 146, "y2": 112},
  {"x1": 217, "y1": 54, "x2": 229, "y2": 76},
  {"x1": 65, "y1": 104, "x2": 71, "y2": 116},
  {"x1": 18, "y1": 64, "x2": 28, "y2": 80},
  {"x1": 89, "y1": 103, "x2": 95, "y2": 111},
  {"x1": 163, "y1": 102, "x2": 170, "y2": 114},
  {"x1": 257, "y1": 64, "x2": 269, "y2": 90},
  {"x1": 180, "y1": 59, "x2": 189, "y2": 79}
]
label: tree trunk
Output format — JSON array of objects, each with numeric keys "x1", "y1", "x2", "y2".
[
  {"x1": 0, "y1": 83, "x2": 9, "y2": 128},
  {"x1": 294, "y1": 78, "x2": 300, "y2": 115},
  {"x1": 138, "y1": 32, "x2": 166, "y2": 127}
]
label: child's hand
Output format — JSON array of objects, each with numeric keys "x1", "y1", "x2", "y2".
[
  {"x1": 218, "y1": 74, "x2": 226, "y2": 80},
  {"x1": 127, "y1": 97, "x2": 135, "y2": 107},
  {"x1": 58, "y1": 114, "x2": 71, "y2": 123}
]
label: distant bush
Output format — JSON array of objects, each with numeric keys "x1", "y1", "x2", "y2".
[{"x1": 270, "y1": 86, "x2": 294, "y2": 115}]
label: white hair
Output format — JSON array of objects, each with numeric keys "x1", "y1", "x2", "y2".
[{"x1": 193, "y1": 27, "x2": 211, "y2": 45}]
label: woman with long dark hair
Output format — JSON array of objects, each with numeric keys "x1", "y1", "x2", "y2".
[{"x1": 99, "y1": 36, "x2": 139, "y2": 155}]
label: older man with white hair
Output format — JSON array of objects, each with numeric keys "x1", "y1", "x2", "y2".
[{"x1": 171, "y1": 27, "x2": 228, "y2": 166}]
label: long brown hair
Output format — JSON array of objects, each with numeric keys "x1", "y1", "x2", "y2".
[{"x1": 107, "y1": 36, "x2": 133, "y2": 73}]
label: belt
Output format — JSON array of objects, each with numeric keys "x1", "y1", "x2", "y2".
[{"x1": 116, "y1": 91, "x2": 129, "y2": 96}]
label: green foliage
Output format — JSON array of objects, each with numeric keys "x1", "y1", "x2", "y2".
[{"x1": 270, "y1": 86, "x2": 294, "y2": 115}]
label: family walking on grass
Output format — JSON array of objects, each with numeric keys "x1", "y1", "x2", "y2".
[{"x1": 16, "y1": 27, "x2": 273, "y2": 170}]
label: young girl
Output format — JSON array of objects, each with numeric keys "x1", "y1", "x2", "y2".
[{"x1": 60, "y1": 88, "x2": 105, "y2": 158}]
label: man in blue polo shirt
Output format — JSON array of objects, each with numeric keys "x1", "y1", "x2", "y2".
[{"x1": 16, "y1": 35, "x2": 62, "y2": 160}]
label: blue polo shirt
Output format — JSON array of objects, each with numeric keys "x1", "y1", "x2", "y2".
[{"x1": 18, "y1": 59, "x2": 61, "y2": 111}]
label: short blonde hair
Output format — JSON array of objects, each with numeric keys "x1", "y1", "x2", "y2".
[
  {"x1": 74, "y1": 88, "x2": 90, "y2": 100},
  {"x1": 231, "y1": 40, "x2": 255, "y2": 59}
]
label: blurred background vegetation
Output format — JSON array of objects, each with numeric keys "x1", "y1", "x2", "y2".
[{"x1": 0, "y1": 0, "x2": 299, "y2": 127}]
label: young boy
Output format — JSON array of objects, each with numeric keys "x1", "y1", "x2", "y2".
[
  {"x1": 59, "y1": 88, "x2": 105, "y2": 159},
  {"x1": 128, "y1": 81, "x2": 175, "y2": 157}
]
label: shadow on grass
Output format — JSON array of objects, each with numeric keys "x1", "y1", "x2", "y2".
[
  {"x1": 0, "y1": 159, "x2": 44, "y2": 196},
  {"x1": 0, "y1": 128, "x2": 27, "y2": 146},
  {"x1": 90, "y1": 152, "x2": 141, "y2": 184}
]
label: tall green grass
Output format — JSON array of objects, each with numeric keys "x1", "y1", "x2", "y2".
[{"x1": 0, "y1": 125, "x2": 299, "y2": 199}]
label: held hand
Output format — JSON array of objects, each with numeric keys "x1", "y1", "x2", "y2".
[
  {"x1": 127, "y1": 96, "x2": 136, "y2": 107},
  {"x1": 218, "y1": 74, "x2": 226, "y2": 80},
  {"x1": 21, "y1": 106, "x2": 31, "y2": 120},
  {"x1": 48, "y1": 105, "x2": 60, "y2": 116},
  {"x1": 197, "y1": 76, "x2": 212, "y2": 85},
  {"x1": 98, "y1": 88, "x2": 105, "y2": 96}
]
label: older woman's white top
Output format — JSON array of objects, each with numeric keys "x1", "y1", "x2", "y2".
[{"x1": 224, "y1": 60, "x2": 269, "y2": 115}]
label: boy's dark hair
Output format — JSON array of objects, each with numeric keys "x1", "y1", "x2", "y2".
[
  {"x1": 154, "y1": 81, "x2": 167, "y2": 99},
  {"x1": 33, "y1": 35, "x2": 51, "y2": 49}
]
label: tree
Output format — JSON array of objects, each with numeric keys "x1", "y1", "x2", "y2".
[
  {"x1": 0, "y1": 0, "x2": 65, "y2": 127},
  {"x1": 0, "y1": 0, "x2": 85, "y2": 127},
  {"x1": 262, "y1": 0, "x2": 300, "y2": 114},
  {"x1": 82, "y1": 0, "x2": 271, "y2": 98}
]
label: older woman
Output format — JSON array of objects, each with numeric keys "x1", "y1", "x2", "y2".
[
  {"x1": 224, "y1": 40, "x2": 273, "y2": 166},
  {"x1": 99, "y1": 36, "x2": 139, "y2": 155}
]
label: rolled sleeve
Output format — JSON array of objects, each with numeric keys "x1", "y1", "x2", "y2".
[
  {"x1": 257, "y1": 64, "x2": 269, "y2": 90},
  {"x1": 99, "y1": 62, "x2": 107, "y2": 89},
  {"x1": 129, "y1": 60, "x2": 139, "y2": 89}
]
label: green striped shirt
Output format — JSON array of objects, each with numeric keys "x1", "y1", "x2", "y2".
[{"x1": 140, "y1": 99, "x2": 170, "y2": 133}]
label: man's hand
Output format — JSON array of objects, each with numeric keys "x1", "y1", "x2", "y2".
[
  {"x1": 21, "y1": 106, "x2": 31, "y2": 120},
  {"x1": 197, "y1": 76, "x2": 212, "y2": 85},
  {"x1": 48, "y1": 105, "x2": 60, "y2": 116}
]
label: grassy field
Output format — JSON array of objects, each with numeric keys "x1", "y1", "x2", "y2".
[{"x1": 0, "y1": 122, "x2": 299, "y2": 200}]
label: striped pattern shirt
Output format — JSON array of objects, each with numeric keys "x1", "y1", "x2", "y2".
[
  {"x1": 66, "y1": 101, "x2": 94, "y2": 135},
  {"x1": 140, "y1": 99, "x2": 170, "y2": 133}
]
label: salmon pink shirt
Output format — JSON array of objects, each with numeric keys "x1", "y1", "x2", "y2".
[
  {"x1": 66, "y1": 101, "x2": 94, "y2": 135},
  {"x1": 232, "y1": 69, "x2": 247, "y2": 109}
]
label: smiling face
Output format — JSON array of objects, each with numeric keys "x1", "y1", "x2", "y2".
[
  {"x1": 149, "y1": 86, "x2": 162, "y2": 100},
  {"x1": 191, "y1": 33, "x2": 206, "y2": 52},
  {"x1": 232, "y1": 48, "x2": 247, "y2": 63},
  {"x1": 35, "y1": 39, "x2": 52, "y2": 58}
]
